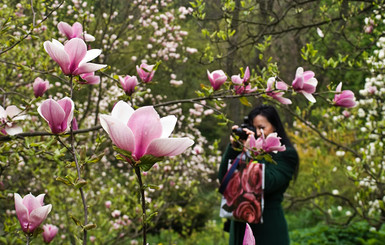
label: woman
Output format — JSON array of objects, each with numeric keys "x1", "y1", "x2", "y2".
[{"x1": 218, "y1": 105, "x2": 299, "y2": 245}]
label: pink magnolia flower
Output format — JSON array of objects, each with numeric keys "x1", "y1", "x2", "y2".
[
  {"x1": 119, "y1": 75, "x2": 138, "y2": 95},
  {"x1": 266, "y1": 77, "x2": 292, "y2": 104},
  {"x1": 100, "y1": 101, "x2": 194, "y2": 163},
  {"x1": 243, "y1": 223, "x2": 256, "y2": 245},
  {"x1": 292, "y1": 67, "x2": 318, "y2": 103},
  {"x1": 207, "y1": 69, "x2": 227, "y2": 91},
  {"x1": 14, "y1": 193, "x2": 52, "y2": 234},
  {"x1": 33, "y1": 77, "x2": 49, "y2": 98},
  {"x1": 37, "y1": 97, "x2": 74, "y2": 134},
  {"x1": 105, "y1": 200, "x2": 112, "y2": 209},
  {"x1": 42, "y1": 224, "x2": 59, "y2": 243},
  {"x1": 251, "y1": 131, "x2": 286, "y2": 153},
  {"x1": 231, "y1": 67, "x2": 255, "y2": 94},
  {"x1": 136, "y1": 63, "x2": 155, "y2": 83},
  {"x1": 58, "y1": 21, "x2": 95, "y2": 42},
  {"x1": 0, "y1": 105, "x2": 25, "y2": 135},
  {"x1": 333, "y1": 82, "x2": 357, "y2": 108},
  {"x1": 79, "y1": 72, "x2": 100, "y2": 85},
  {"x1": 44, "y1": 38, "x2": 106, "y2": 76}
]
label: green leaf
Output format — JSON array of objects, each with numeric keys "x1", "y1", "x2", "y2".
[
  {"x1": 70, "y1": 215, "x2": 82, "y2": 227},
  {"x1": 74, "y1": 179, "x2": 87, "y2": 189},
  {"x1": 113, "y1": 146, "x2": 135, "y2": 163},
  {"x1": 139, "y1": 155, "x2": 164, "y2": 171},
  {"x1": 145, "y1": 212, "x2": 158, "y2": 223},
  {"x1": 83, "y1": 223, "x2": 97, "y2": 230},
  {"x1": 239, "y1": 97, "x2": 252, "y2": 107},
  {"x1": 56, "y1": 176, "x2": 73, "y2": 186}
]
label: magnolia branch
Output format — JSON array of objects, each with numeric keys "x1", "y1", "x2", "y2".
[{"x1": 0, "y1": 0, "x2": 65, "y2": 56}]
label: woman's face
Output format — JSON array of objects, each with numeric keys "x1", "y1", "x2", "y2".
[{"x1": 252, "y1": 115, "x2": 275, "y2": 138}]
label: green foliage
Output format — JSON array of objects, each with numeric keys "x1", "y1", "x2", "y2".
[{"x1": 291, "y1": 221, "x2": 385, "y2": 245}]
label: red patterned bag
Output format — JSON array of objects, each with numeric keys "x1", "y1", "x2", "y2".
[{"x1": 219, "y1": 154, "x2": 264, "y2": 224}]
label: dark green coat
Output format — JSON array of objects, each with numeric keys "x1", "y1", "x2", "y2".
[{"x1": 218, "y1": 144, "x2": 299, "y2": 245}]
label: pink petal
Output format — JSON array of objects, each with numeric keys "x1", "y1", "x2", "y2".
[
  {"x1": 243, "y1": 223, "x2": 255, "y2": 245},
  {"x1": 72, "y1": 22, "x2": 83, "y2": 38},
  {"x1": 57, "y1": 22, "x2": 74, "y2": 39},
  {"x1": 336, "y1": 82, "x2": 342, "y2": 93},
  {"x1": 64, "y1": 38, "x2": 87, "y2": 73},
  {"x1": 44, "y1": 40, "x2": 71, "y2": 74},
  {"x1": 127, "y1": 106, "x2": 163, "y2": 159},
  {"x1": 29, "y1": 204, "x2": 52, "y2": 232},
  {"x1": 75, "y1": 63, "x2": 106, "y2": 75},
  {"x1": 38, "y1": 99, "x2": 66, "y2": 134},
  {"x1": 36, "y1": 194, "x2": 45, "y2": 206},
  {"x1": 22, "y1": 194, "x2": 42, "y2": 214},
  {"x1": 302, "y1": 92, "x2": 316, "y2": 103},
  {"x1": 14, "y1": 193, "x2": 29, "y2": 232},
  {"x1": 145, "y1": 138, "x2": 194, "y2": 157},
  {"x1": 100, "y1": 115, "x2": 135, "y2": 153},
  {"x1": 57, "y1": 97, "x2": 74, "y2": 132}
]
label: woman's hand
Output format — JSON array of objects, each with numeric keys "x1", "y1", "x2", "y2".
[{"x1": 231, "y1": 125, "x2": 256, "y2": 150}]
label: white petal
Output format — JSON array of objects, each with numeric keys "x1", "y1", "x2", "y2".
[
  {"x1": 79, "y1": 49, "x2": 102, "y2": 65},
  {"x1": 111, "y1": 101, "x2": 135, "y2": 124},
  {"x1": 302, "y1": 92, "x2": 316, "y2": 103},
  {"x1": 145, "y1": 138, "x2": 194, "y2": 157},
  {"x1": 160, "y1": 115, "x2": 177, "y2": 138}
]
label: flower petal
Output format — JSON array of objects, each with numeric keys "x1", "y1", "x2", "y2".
[
  {"x1": 302, "y1": 92, "x2": 316, "y2": 103},
  {"x1": 160, "y1": 115, "x2": 177, "y2": 138},
  {"x1": 100, "y1": 114, "x2": 135, "y2": 153},
  {"x1": 29, "y1": 204, "x2": 52, "y2": 232},
  {"x1": 145, "y1": 137, "x2": 194, "y2": 157},
  {"x1": 111, "y1": 101, "x2": 135, "y2": 125},
  {"x1": 14, "y1": 193, "x2": 29, "y2": 232},
  {"x1": 38, "y1": 99, "x2": 66, "y2": 133},
  {"x1": 44, "y1": 40, "x2": 71, "y2": 74},
  {"x1": 64, "y1": 38, "x2": 87, "y2": 73},
  {"x1": 127, "y1": 106, "x2": 163, "y2": 159},
  {"x1": 57, "y1": 22, "x2": 74, "y2": 39},
  {"x1": 75, "y1": 63, "x2": 107, "y2": 75},
  {"x1": 80, "y1": 49, "x2": 102, "y2": 64},
  {"x1": 5, "y1": 125, "x2": 22, "y2": 135},
  {"x1": 57, "y1": 97, "x2": 74, "y2": 132}
]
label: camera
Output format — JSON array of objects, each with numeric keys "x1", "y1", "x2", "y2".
[{"x1": 232, "y1": 116, "x2": 256, "y2": 140}]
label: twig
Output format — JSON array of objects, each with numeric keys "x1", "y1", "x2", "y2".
[{"x1": 0, "y1": 0, "x2": 65, "y2": 56}]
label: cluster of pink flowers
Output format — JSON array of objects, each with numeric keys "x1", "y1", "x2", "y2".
[{"x1": 206, "y1": 66, "x2": 357, "y2": 110}]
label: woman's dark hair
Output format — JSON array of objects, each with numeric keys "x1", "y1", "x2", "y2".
[{"x1": 247, "y1": 104, "x2": 299, "y2": 179}]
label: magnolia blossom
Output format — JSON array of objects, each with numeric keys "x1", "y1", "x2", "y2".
[
  {"x1": 266, "y1": 77, "x2": 292, "y2": 104},
  {"x1": 333, "y1": 82, "x2": 357, "y2": 108},
  {"x1": 243, "y1": 223, "x2": 255, "y2": 245},
  {"x1": 292, "y1": 67, "x2": 318, "y2": 103},
  {"x1": 33, "y1": 77, "x2": 49, "y2": 97},
  {"x1": 80, "y1": 72, "x2": 100, "y2": 85},
  {"x1": 231, "y1": 67, "x2": 256, "y2": 94},
  {"x1": 42, "y1": 224, "x2": 59, "y2": 243},
  {"x1": 100, "y1": 101, "x2": 194, "y2": 163},
  {"x1": 44, "y1": 38, "x2": 106, "y2": 76},
  {"x1": 37, "y1": 97, "x2": 74, "y2": 134},
  {"x1": 14, "y1": 193, "x2": 52, "y2": 233},
  {"x1": 250, "y1": 131, "x2": 286, "y2": 153},
  {"x1": 119, "y1": 75, "x2": 138, "y2": 95},
  {"x1": 0, "y1": 105, "x2": 25, "y2": 135},
  {"x1": 136, "y1": 63, "x2": 155, "y2": 83},
  {"x1": 207, "y1": 69, "x2": 227, "y2": 91},
  {"x1": 58, "y1": 21, "x2": 95, "y2": 42}
]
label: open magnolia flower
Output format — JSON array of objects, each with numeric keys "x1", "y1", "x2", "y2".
[
  {"x1": 266, "y1": 77, "x2": 292, "y2": 105},
  {"x1": 0, "y1": 105, "x2": 25, "y2": 135},
  {"x1": 292, "y1": 67, "x2": 318, "y2": 103},
  {"x1": 14, "y1": 193, "x2": 52, "y2": 234},
  {"x1": 100, "y1": 101, "x2": 194, "y2": 168},
  {"x1": 44, "y1": 38, "x2": 106, "y2": 76},
  {"x1": 249, "y1": 130, "x2": 286, "y2": 154}
]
